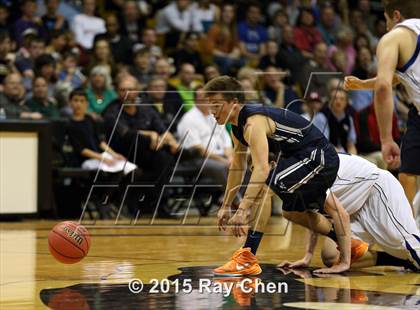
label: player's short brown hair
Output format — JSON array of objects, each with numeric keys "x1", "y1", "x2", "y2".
[
  {"x1": 382, "y1": 0, "x2": 420, "y2": 19},
  {"x1": 203, "y1": 75, "x2": 245, "y2": 104}
]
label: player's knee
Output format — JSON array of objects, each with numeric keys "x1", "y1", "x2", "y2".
[{"x1": 399, "y1": 172, "x2": 417, "y2": 185}]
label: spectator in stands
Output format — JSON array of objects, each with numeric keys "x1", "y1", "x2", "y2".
[
  {"x1": 120, "y1": 0, "x2": 145, "y2": 43},
  {"x1": 14, "y1": 0, "x2": 46, "y2": 46},
  {"x1": 67, "y1": 88, "x2": 125, "y2": 167},
  {"x1": 15, "y1": 36, "x2": 45, "y2": 90},
  {"x1": 177, "y1": 86, "x2": 233, "y2": 192},
  {"x1": 354, "y1": 33, "x2": 371, "y2": 52},
  {"x1": 88, "y1": 37, "x2": 115, "y2": 77},
  {"x1": 204, "y1": 65, "x2": 220, "y2": 83},
  {"x1": 192, "y1": 0, "x2": 220, "y2": 33},
  {"x1": 239, "y1": 77, "x2": 260, "y2": 105},
  {"x1": 154, "y1": 57, "x2": 174, "y2": 81},
  {"x1": 314, "y1": 88, "x2": 357, "y2": 154},
  {"x1": 171, "y1": 32, "x2": 204, "y2": 74},
  {"x1": 0, "y1": 4, "x2": 13, "y2": 35},
  {"x1": 299, "y1": 42, "x2": 334, "y2": 98},
  {"x1": 277, "y1": 24, "x2": 307, "y2": 85},
  {"x1": 42, "y1": 0, "x2": 69, "y2": 40},
  {"x1": 317, "y1": 4, "x2": 339, "y2": 46},
  {"x1": 206, "y1": 3, "x2": 243, "y2": 75},
  {"x1": 25, "y1": 76, "x2": 59, "y2": 119},
  {"x1": 102, "y1": 13, "x2": 133, "y2": 65},
  {"x1": 58, "y1": 51, "x2": 86, "y2": 92},
  {"x1": 294, "y1": 8, "x2": 323, "y2": 59},
  {"x1": 103, "y1": 75, "x2": 179, "y2": 156},
  {"x1": 0, "y1": 72, "x2": 41, "y2": 119},
  {"x1": 102, "y1": 76, "x2": 178, "y2": 213},
  {"x1": 143, "y1": 77, "x2": 184, "y2": 132},
  {"x1": 0, "y1": 31, "x2": 16, "y2": 86},
  {"x1": 267, "y1": 9, "x2": 289, "y2": 45},
  {"x1": 238, "y1": 3, "x2": 268, "y2": 66},
  {"x1": 129, "y1": 48, "x2": 153, "y2": 89},
  {"x1": 347, "y1": 47, "x2": 375, "y2": 113},
  {"x1": 86, "y1": 65, "x2": 116, "y2": 117},
  {"x1": 301, "y1": 91, "x2": 324, "y2": 121},
  {"x1": 156, "y1": 0, "x2": 202, "y2": 49},
  {"x1": 133, "y1": 28, "x2": 162, "y2": 65},
  {"x1": 72, "y1": 0, "x2": 105, "y2": 50},
  {"x1": 258, "y1": 40, "x2": 282, "y2": 70},
  {"x1": 175, "y1": 63, "x2": 198, "y2": 112},
  {"x1": 45, "y1": 30, "x2": 67, "y2": 62},
  {"x1": 33, "y1": 53, "x2": 58, "y2": 99},
  {"x1": 351, "y1": 46, "x2": 374, "y2": 80},
  {"x1": 330, "y1": 49, "x2": 348, "y2": 73},
  {"x1": 354, "y1": 101, "x2": 400, "y2": 170},
  {"x1": 261, "y1": 66, "x2": 300, "y2": 112},
  {"x1": 327, "y1": 27, "x2": 356, "y2": 74}
]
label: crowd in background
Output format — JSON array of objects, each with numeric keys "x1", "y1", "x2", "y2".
[{"x1": 0, "y1": 0, "x2": 410, "y2": 214}]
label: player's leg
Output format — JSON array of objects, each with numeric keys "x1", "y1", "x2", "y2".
[
  {"x1": 399, "y1": 172, "x2": 417, "y2": 213},
  {"x1": 399, "y1": 106, "x2": 420, "y2": 215},
  {"x1": 213, "y1": 185, "x2": 272, "y2": 277},
  {"x1": 354, "y1": 171, "x2": 420, "y2": 270}
]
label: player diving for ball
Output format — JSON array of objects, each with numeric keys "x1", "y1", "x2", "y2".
[
  {"x1": 204, "y1": 76, "x2": 350, "y2": 275},
  {"x1": 279, "y1": 153, "x2": 420, "y2": 272}
]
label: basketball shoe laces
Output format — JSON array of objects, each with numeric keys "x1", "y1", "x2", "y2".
[{"x1": 225, "y1": 248, "x2": 258, "y2": 270}]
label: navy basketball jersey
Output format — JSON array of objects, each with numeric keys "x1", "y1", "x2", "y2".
[{"x1": 231, "y1": 104, "x2": 329, "y2": 158}]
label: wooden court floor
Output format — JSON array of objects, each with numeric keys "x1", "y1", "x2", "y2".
[{"x1": 1, "y1": 216, "x2": 419, "y2": 309}]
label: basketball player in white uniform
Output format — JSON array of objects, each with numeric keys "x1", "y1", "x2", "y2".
[
  {"x1": 344, "y1": 1, "x2": 420, "y2": 214},
  {"x1": 280, "y1": 153, "x2": 420, "y2": 271}
]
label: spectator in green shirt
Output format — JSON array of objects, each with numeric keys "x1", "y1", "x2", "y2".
[
  {"x1": 25, "y1": 76, "x2": 60, "y2": 119},
  {"x1": 86, "y1": 65, "x2": 117, "y2": 118}
]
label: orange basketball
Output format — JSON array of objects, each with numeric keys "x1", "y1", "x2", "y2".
[{"x1": 48, "y1": 221, "x2": 91, "y2": 264}]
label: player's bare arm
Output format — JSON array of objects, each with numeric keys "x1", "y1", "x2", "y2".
[
  {"x1": 227, "y1": 115, "x2": 275, "y2": 237},
  {"x1": 375, "y1": 30, "x2": 403, "y2": 169},
  {"x1": 315, "y1": 193, "x2": 351, "y2": 273},
  {"x1": 277, "y1": 230, "x2": 318, "y2": 269},
  {"x1": 217, "y1": 132, "x2": 248, "y2": 231},
  {"x1": 343, "y1": 74, "x2": 400, "y2": 91}
]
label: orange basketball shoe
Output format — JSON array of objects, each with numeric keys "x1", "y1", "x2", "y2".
[
  {"x1": 213, "y1": 248, "x2": 262, "y2": 277},
  {"x1": 350, "y1": 239, "x2": 369, "y2": 264}
]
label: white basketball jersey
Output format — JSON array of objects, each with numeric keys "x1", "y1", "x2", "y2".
[
  {"x1": 394, "y1": 19, "x2": 420, "y2": 112},
  {"x1": 329, "y1": 154, "x2": 380, "y2": 215}
]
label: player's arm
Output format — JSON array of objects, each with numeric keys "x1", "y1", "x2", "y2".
[
  {"x1": 278, "y1": 229, "x2": 318, "y2": 269},
  {"x1": 374, "y1": 32, "x2": 399, "y2": 142},
  {"x1": 344, "y1": 74, "x2": 400, "y2": 90},
  {"x1": 374, "y1": 31, "x2": 402, "y2": 169},
  {"x1": 315, "y1": 192, "x2": 351, "y2": 273},
  {"x1": 228, "y1": 115, "x2": 274, "y2": 236},
  {"x1": 217, "y1": 132, "x2": 248, "y2": 231}
]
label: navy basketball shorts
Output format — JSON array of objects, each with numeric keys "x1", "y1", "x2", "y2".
[
  {"x1": 266, "y1": 144, "x2": 339, "y2": 212},
  {"x1": 400, "y1": 106, "x2": 420, "y2": 175}
]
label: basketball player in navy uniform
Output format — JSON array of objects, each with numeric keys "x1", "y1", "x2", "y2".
[
  {"x1": 204, "y1": 76, "x2": 353, "y2": 275},
  {"x1": 344, "y1": 0, "x2": 420, "y2": 215}
]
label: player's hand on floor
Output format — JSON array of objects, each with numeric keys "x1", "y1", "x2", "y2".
[
  {"x1": 228, "y1": 208, "x2": 250, "y2": 237},
  {"x1": 313, "y1": 261, "x2": 350, "y2": 274},
  {"x1": 217, "y1": 207, "x2": 232, "y2": 231},
  {"x1": 277, "y1": 258, "x2": 310, "y2": 269}
]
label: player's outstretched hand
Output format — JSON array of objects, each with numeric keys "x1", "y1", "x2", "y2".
[
  {"x1": 381, "y1": 140, "x2": 401, "y2": 170},
  {"x1": 217, "y1": 207, "x2": 231, "y2": 231},
  {"x1": 313, "y1": 262, "x2": 350, "y2": 274},
  {"x1": 343, "y1": 76, "x2": 365, "y2": 90},
  {"x1": 277, "y1": 258, "x2": 309, "y2": 269},
  {"x1": 228, "y1": 208, "x2": 250, "y2": 237}
]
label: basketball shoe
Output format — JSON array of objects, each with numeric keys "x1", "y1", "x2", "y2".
[{"x1": 213, "y1": 248, "x2": 262, "y2": 277}]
